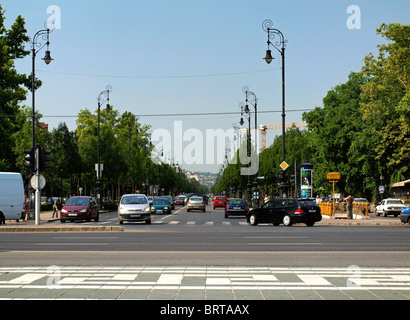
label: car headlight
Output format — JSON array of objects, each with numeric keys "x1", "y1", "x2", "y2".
[
  {"x1": 61, "y1": 208, "x2": 67, "y2": 213},
  {"x1": 164, "y1": 207, "x2": 169, "y2": 210},
  {"x1": 144, "y1": 207, "x2": 150, "y2": 212},
  {"x1": 80, "y1": 209, "x2": 87, "y2": 213}
]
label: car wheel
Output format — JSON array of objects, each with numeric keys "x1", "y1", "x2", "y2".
[
  {"x1": 146, "y1": 219, "x2": 151, "y2": 224},
  {"x1": 94, "y1": 213, "x2": 99, "y2": 222},
  {"x1": 249, "y1": 214, "x2": 258, "y2": 226},
  {"x1": 203, "y1": 209, "x2": 206, "y2": 212},
  {"x1": 225, "y1": 212, "x2": 228, "y2": 218},
  {"x1": 119, "y1": 220, "x2": 123, "y2": 225},
  {"x1": 305, "y1": 221, "x2": 315, "y2": 227},
  {"x1": 376, "y1": 210, "x2": 380, "y2": 217},
  {"x1": 60, "y1": 219, "x2": 66, "y2": 223},
  {"x1": 283, "y1": 214, "x2": 292, "y2": 226},
  {"x1": 273, "y1": 222, "x2": 279, "y2": 226},
  {"x1": 383, "y1": 210, "x2": 387, "y2": 217}
]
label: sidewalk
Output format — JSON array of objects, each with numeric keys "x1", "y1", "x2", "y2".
[
  {"x1": 0, "y1": 210, "x2": 122, "y2": 232},
  {"x1": 317, "y1": 213, "x2": 403, "y2": 226}
]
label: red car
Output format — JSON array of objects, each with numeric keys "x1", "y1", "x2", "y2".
[
  {"x1": 60, "y1": 196, "x2": 99, "y2": 223},
  {"x1": 213, "y1": 195, "x2": 227, "y2": 209},
  {"x1": 174, "y1": 195, "x2": 186, "y2": 206}
]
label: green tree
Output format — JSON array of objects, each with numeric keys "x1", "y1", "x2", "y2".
[
  {"x1": 0, "y1": 5, "x2": 31, "y2": 171},
  {"x1": 360, "y1": 23, "x2": 410, "y2": 182}
]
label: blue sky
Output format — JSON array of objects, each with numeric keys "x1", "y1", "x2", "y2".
[{"x1": 3, "y1": 0, "x2": 410, "y2": 173}]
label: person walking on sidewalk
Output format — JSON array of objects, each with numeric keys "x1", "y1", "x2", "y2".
[
  {"x1": 52, "y1": 200, "x2": 59, "y2": 218},
  {"x1": 345, "y1": 194, "x2": 355, "y2": 219}
]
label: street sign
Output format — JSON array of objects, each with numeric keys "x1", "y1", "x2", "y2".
[
  {"x1": 280, "y1": 161, "x2": 289, "y2": 171},
  {"x1": 30, "y1": 174, "x2": 46, "y2": 190},
  {"x1": 326, "y1": 172, "x2": 340, "y2": 181}
]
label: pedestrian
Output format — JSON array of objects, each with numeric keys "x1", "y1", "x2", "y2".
[
  {"x1": 264, "y1": 194, "x2": 269, "y2": 203},
  {"x1": 315, "y1": 195, "x2": 321, "y2": 204},
  {"x1": 52, "y1": 200, "x2": 59, "y2": 218},
  {"x1": 345, "y1": 194, "x2": 354, "y2": 219}
]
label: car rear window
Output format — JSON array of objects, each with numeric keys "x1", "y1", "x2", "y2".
[
  {"x1": 386, "y1": 200, "x2": 403, "y2": 205},
  {"x1": 229, "y1": 199, "x2": 246, "y2": 205},
  {"x1": 216, "y1": 196, "x2": 226, "y2": 200},
  {"x1": 298, "y1": 200, "x2": 317, "y2": 206}
]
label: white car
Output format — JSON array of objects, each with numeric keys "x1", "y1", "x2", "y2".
[
  {"x1": 375, "y1": 198, "x2": 406, "y2": 217},
  {"x1": 117, "y1": 194, "x2": 151, "y2": 224}
]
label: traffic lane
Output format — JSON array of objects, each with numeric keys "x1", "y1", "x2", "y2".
[{"x1": 0, "y1": 226, "x2": 409, "y2": 252}]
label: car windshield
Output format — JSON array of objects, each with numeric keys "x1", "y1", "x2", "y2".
[
  {"x1": 153, "y1": 199, "x2": 168, "y2": 205},
  {"x1": 386, "y1": 200, "x2": 403, "y2": 205},
  {"x1": 121, "y1": 196, "x2": 148, "y2": 205},
  {"x1": 66, "y1": 198, "x2": 89, "y2": 206},
  {"x1": 229, "y1": 199, "x2": 246, "y2": 205}
]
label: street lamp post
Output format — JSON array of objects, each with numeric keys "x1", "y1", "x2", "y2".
[
  {"x1": 31, "y1": 22, "x2": 54, "y2": 225},
  {"x1": 262, "y1": 19, "x2": 288, "y2": 198},
  {"x1": 96, "y1": 85, "x2": 112, "y2": 209},
  {"x1": 243, "y1": 86, "x2": 260, "y2": 208},
  {"x1": 240, "y1": 102, "x2": 252, "y2": 204}
]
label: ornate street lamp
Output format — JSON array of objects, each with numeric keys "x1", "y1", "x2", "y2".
[
  {"x1": 243, "y1": 86, "x2": 259, "y2": 208},
  {"x1": 31, "y1": 21, "x2": 54, "y2": 159},
  {"x1": 96, "y1": 85, "x2": 112, "y2": 209},
  {"x1": 262, "y1": 19, "x2": 288, "y2": 198},
  {"x1": 30, "y1": 21, "x2": 54, "y2": 225}
]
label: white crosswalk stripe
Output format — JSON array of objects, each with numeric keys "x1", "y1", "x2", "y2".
[{"x1": 1, "y1": 266, "x2": 410, "y2": 292}]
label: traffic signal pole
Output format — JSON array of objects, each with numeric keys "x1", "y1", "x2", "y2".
[{"x1": 35, "y1": 146, "x2": 41, "y2": 225}]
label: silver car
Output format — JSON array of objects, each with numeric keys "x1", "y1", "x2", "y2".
[
  {"x1": 118, "y1": 194, "x2": 151, "y2": 224},
  {"x1": 187, "y1": 196, "x2": 206, "y2": 212}
]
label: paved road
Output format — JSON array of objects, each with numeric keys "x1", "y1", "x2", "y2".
[{"x1": 0, "y1": 205, "x2": 409, "y2": 300}]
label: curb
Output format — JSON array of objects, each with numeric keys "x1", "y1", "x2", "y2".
[{"x1": 0, "y1": 225, "x2": 124, "y2": 232}]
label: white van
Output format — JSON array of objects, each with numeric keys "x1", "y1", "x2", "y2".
[{"x1": 0, "y1": 172, "x2": 25, "y2": 223}]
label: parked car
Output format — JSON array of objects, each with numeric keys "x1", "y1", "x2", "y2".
[
  {"x1": 161, "y1": 195, "x2": 175, "y2": 210},
  {"x1": 60, "y1": 196, "x2": 99, "y2": 223},
  {"x1": 225, "y1": 198, "x2": 249, "y2": 218},
  {"x1": 213, "y1": 195, "x2": 227, "y2": 209},
  {"x1": 400, "y1": 206, "x2": 410, "y2": 225},
  {"x1": 174, "y1": 195, "x2": 186, "y2": 206},
  {"x1": 151, "y1": 197, "x2": 172, "y2": 214},
  {"x1": 187, "y1": 196, "x2": 206, "y2": 212},
  {"x1": 117, "y1": 194, "x2": 151, "y2": 224},
  {"x1": 246, "y1": 198, "x2": 322, "y2": 227},
  {"x1": 375, "y1": 198, "x2": 406, "y2": 217},
  {"x1": 354, "y1": 198, "x2": 369, "y2": 204}
]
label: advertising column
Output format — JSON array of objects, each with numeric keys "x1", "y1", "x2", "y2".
[{"x1": 300, "y1": 162, "x2": 313, "y2": 198}]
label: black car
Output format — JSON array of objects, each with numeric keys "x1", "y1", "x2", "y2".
[{"x1": 246, "y1": 198, "x2": 322, "y2": 227}]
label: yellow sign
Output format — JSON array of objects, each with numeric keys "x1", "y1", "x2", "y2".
[
  {"x1": 280, "y1": 161, "x2": 289, "y2": 171},
  {"x1": 326, "y1": 172, "x2": 340, "y2": 180}
]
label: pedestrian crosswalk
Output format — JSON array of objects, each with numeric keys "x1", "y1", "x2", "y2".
[
  {"x1": 152, "y1": 220, "x2": 249, "y2": 226},
  {"x1": 100, "y1": 218, "x2": 250, "y2": 227},
  {"x1": 1, "y1": 266, "x2": 410, "y2": 300}
]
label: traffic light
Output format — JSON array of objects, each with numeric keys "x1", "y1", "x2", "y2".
[
  {"x1": 24, "y1": 148, "x2": 35, "y2": 173},
  {"x1": 39, "y1": 147, "x2": 52, "y2": 171}
]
